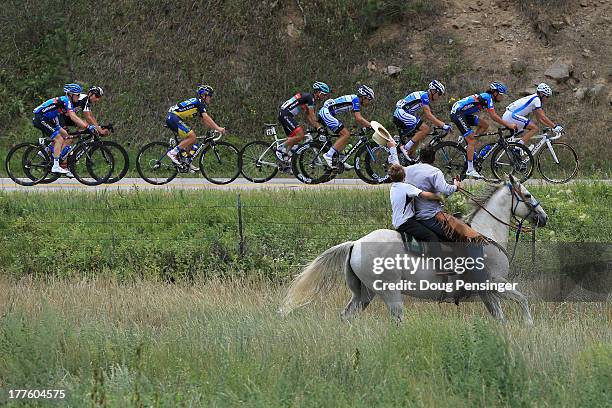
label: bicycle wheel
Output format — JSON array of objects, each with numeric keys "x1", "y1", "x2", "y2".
[
  {"x1": 136, "y1": 141, "x2": 178, "y2": 185},
  {"x1": 537, "y1": 142, "x2": 579, "y2": 184},
  {"x1": 69, "y1": 143, "x2": 115, "y2": 186},
  {"x1": 432, "y1": 141, "x2": 466, "y2": 183},
  {"x1": 291, "y1": 141, "x2": 332, "y2": 184},
  {"x1": 100, "y1": 141, "x2": 130, "y2": 183},
  {"x1": 240, "y1": 141, "x2": 278, "y2": 183},
  {"x1": 490, "y1": 142, "x2": 534, "y2": 182},
  {"x1": 5, "y1": 143, "x2": 50, "y2": 186},
  {"x1": 199, "y1": 141, "x2": 241, "y2": 184},
  {"x1": 359, "y1": 142, "x2": 389, "y2": 184}
]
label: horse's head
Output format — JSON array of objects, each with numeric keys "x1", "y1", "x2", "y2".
[{"x1": 507, "y1": 174, "x2": 548, "y2": 227}]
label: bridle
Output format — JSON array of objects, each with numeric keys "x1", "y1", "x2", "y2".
[{"x1": 458, "y1": 182, "x2": 542, "y2": 265}]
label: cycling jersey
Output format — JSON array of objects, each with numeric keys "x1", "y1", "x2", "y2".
[
  {"x1": 396, "y1": 91, "x2": 429, "y2": 115},
  {"x1": 451, "y1": 92, "x2": 494, "y2": 115},
  {"x1": 60, "y1": 94, "x2": 93, "y2": 128},
  {"x1": 168, "y1": 97, "x2": 207, "y2": 120},
  {"x1": 505, "y1": 94, "x2": 542, "y2": 116},
  {"x1": 279, "y1": 92, "x2": 315, "y2": 117},
  {"x1": 322, "y1": 94, "x2": 360, "y2": 116},
  {"x1": 33, "y1": 96, "x2": 74, "y2": 120}
]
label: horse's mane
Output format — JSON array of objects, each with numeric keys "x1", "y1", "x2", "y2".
[{"x1": 464, "y1": 182, "x2": 504, "y2": 223}]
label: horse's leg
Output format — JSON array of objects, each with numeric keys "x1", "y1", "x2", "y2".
[
  {"x1": 497, "y1": 289, "x2": 534, "y2": 325},
  {"x1": 341, "y1": 264, "x2": 365, "y2": 321},
  {"x1": 479, "y1": 291, "x2": 506, "y2": 323},
  {"x1": 380, "y1": 290, "x2": 404, "y2": 324},
  {"x1": 360, "y1": 285, "x2": 376, "y2": 311}
]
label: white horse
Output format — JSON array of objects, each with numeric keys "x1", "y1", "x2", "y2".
[{"x1": 281, "y1": 175, "x2": 547, "y2": 324}]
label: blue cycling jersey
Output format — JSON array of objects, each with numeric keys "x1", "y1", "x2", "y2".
[
  {"x1": 396, "y1": 91, "x2": 430, "y2": 115},
  {"x1": 322, "y1": 94, "x2": 360, "y2": 116},
  {"x1": 451, "y1": 92, "x2": 494, "y2": 115},
  {"x1": 33, "y1": 96, "x2": 75, "y2": 120}
]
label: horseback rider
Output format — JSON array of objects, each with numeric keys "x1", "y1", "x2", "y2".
[{"x1": 387, "y1": 141, "x2": 488, "y2": 279}]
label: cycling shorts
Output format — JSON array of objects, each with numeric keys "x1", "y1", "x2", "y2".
[
  {"x1": 450, "y1": 111, "x2": 479, "y2": 137},
  {"x1": 317, "y1": 107, "x2": 344, "y2": 134},
  {"x1": 278, "y1": 109, "x2": 301, "y2": 137},
  {"x1": 393, "y1": 108, "x2": 423, "y2": 137},
  {"x1": 166, "y1": 113, "x2": 191, "y2": 138},
  {"x1": 502, "y1": 110, "x2": 530, "y2": 130},
  {"x1": 32, "y1": 114, "x2": 61, "y2": 139}
]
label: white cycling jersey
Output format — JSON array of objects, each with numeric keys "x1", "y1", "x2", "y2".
[{"x1": 505, "y1": 94, "x2": 542, "y2": 116}]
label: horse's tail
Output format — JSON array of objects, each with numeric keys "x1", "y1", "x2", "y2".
[{"x1": 279, "y1": 241, "x2": 354, "y2": 315}]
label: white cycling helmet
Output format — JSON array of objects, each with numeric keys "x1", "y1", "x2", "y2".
[
  {"x1": 357, "y1": 84, "x2": 375, "y2": 100},
  {"x1": 536, "y1": 83, "x2": 552, "y2": 97},
  {"x1": 428, "y1": 80, "x2": 445, "y2": 95}
]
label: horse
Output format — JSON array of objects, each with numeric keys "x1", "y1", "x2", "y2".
[{"x1": 280, "y1": 175, "x2": 548, "y2": 324}]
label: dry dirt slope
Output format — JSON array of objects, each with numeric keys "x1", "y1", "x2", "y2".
[{"x1": 360, "y1": 0, "x2": 611, "y2": 174}]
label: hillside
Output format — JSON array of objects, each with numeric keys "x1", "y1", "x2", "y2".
[{"x1": 0, "y1": 0, "x2": 610, "y2": 174}]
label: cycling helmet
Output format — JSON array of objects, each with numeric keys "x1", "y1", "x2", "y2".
[
  {"x1": 489, "y1": 82, "x2": 508, "y2": 94},
  {"x1": 357, "y1": 84, "x2": 374, "y2": 100},
  {"x1": 88, "y1": 86, "x2": 104, "y2": 97},
  {"x1": 536, "y1": 82, "x2": 552, "y2": 97},
  {"x1": 197, "y1": 85, "x2": 215, "y2": 96},
  {"x1": 428, "y1": 80, "x2": 446, "y2": 95},
  {"x1": 63, "y1": 83, "x2": 83, "y2": 94},
  {"x1": 312, "y1": 81, "x2": 331, "y2": 94}
]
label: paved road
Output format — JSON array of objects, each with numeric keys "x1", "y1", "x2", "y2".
[{"x1": 0, "y1": 177, "x2": 609, "y2": 192}]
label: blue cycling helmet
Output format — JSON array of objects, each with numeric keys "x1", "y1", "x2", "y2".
[
  {"x1": 197, "y1": 85, "x2": 215, "y2": 96},
  {"x1": 357, "y1": 84, "x2": 374, "y2": 100},
  {"x1": 312, "y1": 81, "x2": 331, "y2": 94},
  {"x1": 489, "y1": 82, "x2": 508, "y2": 94},
  {"x1": 63, "y1": 83, "x2": 83, "y2": 94}
]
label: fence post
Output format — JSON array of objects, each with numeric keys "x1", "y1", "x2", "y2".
[{"x1": 237, "y1": 193, "x2": 245, "y2": 256}]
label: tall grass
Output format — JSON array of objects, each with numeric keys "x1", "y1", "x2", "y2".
[{"x1": 0, "y1": 278, "x2": 609, "y2": 406}]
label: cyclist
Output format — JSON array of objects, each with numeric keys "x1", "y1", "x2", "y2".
[
  {"x1": 450, "y1": 82, "x2": 518, "y2": 179},
  {"x1": 166, "y1": 85, "x2": 226, "y2": 171},
  {"x1": 393, "y1": 80, "x2": 452, "y2": 161},
  {"x1": 32, "y1": 83, "x2": 97, "y2": 175},
  {"x1": 502, "y1": 82, "x2": 563, "y2": 145},
  {"x1": 275, "y1": 81, "x2": 331, "y2": 163},
  {"x1": 60, "y1": 86, "x2": 110, "y2": 136},
  {"x1": 319, "y1": 84, "x2": 374, "y2": 169}
]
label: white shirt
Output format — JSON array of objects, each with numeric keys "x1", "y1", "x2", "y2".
[
  {"x1": 506, "y1": 94, "x2": 542, "y2": 116},
  {"x1": 390, "y1": 182, "x2": 422, "y2": 228}
]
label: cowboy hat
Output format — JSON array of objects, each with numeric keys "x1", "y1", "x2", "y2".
[{"x1": 370, "y1": 121, "x2": 393, "y2": 146}]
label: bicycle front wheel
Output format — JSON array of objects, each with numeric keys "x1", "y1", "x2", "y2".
[
  {"x1": 136, "y1": 142, "x2": 178, "y2": 185},
  {"x1": 100, "y1": 141, "x2": 130, "y2": 183},
  {"x1": 490, "y1": 142, "x2": 534, "y2": 182},
  {"x1": 5, "y1": 143, "x2": 50, "y2": 186},
  {"x1": 432, "y1": 141, "x2": 466, "y2": 183},
  {"x1": 69, "y1": 143, "x2": 115, "y2": 186},
  {"x1": 240, "y1": 141, "x2": 278, "y2": 183},
  {"x1": 537, "y1": 142, "x2": 578, "y2": 184},
  {"x1": 359, "y1": 142, "x2": 389, "y2": 184},
  {"x1": 199, "y1": 141, "x2": 241, "y2": 184}
]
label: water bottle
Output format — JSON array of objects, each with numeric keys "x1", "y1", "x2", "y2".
[
  {"x1": 478, "y1": 144, "x2": 492, "y2": 159},
  {"x1": 189, "y1": 143, "x2": 200, "y2": 157},
  {"x1": 342, "y1": 143, "x2": 353, "y2": 155},
  {"x1": 60, "y1": 145, "x2": 72, "y2": 159}
]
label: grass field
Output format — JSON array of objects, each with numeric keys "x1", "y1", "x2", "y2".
[
  {"x1": 0, "y1": 279, "x2": 610, "y2": 407},
  {"x1": 0, "y1": 183, "x2": 610, "y2": 406}
]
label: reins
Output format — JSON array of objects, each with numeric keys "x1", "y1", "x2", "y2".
[{"x1": 457, "y1": 183, "x2": 540, "y2": 265}]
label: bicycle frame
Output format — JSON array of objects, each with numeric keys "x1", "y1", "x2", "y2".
[
  {"x1": 161, "y1": 130, "x2": 224, "y2": 170},
  {"x1": 512, "y1": 130, "x2": 564, "y2": 164}
]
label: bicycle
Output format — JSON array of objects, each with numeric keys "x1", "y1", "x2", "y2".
[
  {"x1": 462, "y1": 127, "x2": 535, "y2": 182},
  {"x1": 291, "y1": 128, "x2": 382, "y2": 185},
  {"x1": 239, "y1": 124, "x2": 316, "y2": 183},
  {"x1": 509, "y1": 128, "x2": 578, "y2": 183},
  {"x1": 136, "y1": 128, "x2": 241, "y2": 185},
  {"x1": 362, "y1": 126, "x2": 467, "y2": 183},
  {"x1": 5, "y1": 125, "x2": 115, "y2": 186}
]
